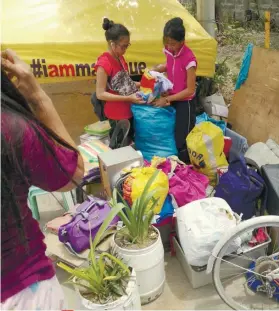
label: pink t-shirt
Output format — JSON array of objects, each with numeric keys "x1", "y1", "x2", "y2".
[
  {"x1": 1, "y1": 113, "x2": 78, "y2": 302},
  {"x1": 164, "y1": 45, "x2": 197, "y2": 100}
]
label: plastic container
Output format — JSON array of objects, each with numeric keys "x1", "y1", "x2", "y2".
[
  {"x1": 84, "y1": 121, "x2": 111, "y2": 137},
  {"x1": 113, "y1": 227, "x2": 165, "y2": 305},
  {"x1": 173, "y1": 233, "x2": 271, "y2": 289},
  {"x1": 74, "y1": 269, "x2": 141, "y2": 310}
]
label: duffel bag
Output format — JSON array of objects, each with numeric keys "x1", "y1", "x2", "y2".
[{"x1": 58, "y1": 196, "x2": 118, "y2": 253}]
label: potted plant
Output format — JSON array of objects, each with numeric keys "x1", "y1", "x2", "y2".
[
  {"x1": 57, "y1": 205, "x2": 141, "y2": 310},
  {"x1": 110, "y1": 170, "x2": 165, "y2": 305}
]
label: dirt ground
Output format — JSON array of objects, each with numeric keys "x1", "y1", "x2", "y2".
[{"x1": 217, "y1": 31, "x2": 279, "y2": 105}]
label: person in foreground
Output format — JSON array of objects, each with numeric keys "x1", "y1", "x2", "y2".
[
  {"x1": 1, "y1": 49, "x2": 84, "y2": 309},
  {"x1": 153, "y1": 17, "x2": 197, "y2": 163},
  {"x1": 95, "y1": 18, "x2": 144, "y2": 143}
]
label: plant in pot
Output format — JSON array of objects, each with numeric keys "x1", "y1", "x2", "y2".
[
  {"x1": 110, "y1": 170, "x2": 166, "y2": 305},
  {"x1": 57, "y1": 205, "x2": 141, "y2": 310}
]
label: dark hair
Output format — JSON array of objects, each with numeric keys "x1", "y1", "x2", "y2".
[
  {"x1": 163, "y1": 17, "x2": 185, "y2": 42},
  {"x1": 102, "y1": 18, "x2": 130, "y2": 42},
  {"x1": 1, "y1": 70, "x2": 78, "y2": 247}
]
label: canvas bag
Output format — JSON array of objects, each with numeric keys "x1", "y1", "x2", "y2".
[
  {"x1": 108, "y1": 57, "x2": 138, "y2": 96},
  {"x1": 58, "y1": 196, "x2": 119, "y2": 253},
  {"x1": 214, "y1": 157, "x2": 266, "y2": 220}
]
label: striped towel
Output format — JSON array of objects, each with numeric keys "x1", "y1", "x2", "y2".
[{"x1": 78, "y1": 140, "x2": 110, "y2": 174}]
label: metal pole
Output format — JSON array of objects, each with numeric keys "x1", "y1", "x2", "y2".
[
  {"x1": 196, "y1": 0, "x2": 215, "y2": 38},
  {"x1": 265, "y1": 11, "x2": 271, "y2": 49}
]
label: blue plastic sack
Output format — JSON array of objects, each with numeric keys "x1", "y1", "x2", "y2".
[
  {"x1": 132, "y1": 105, "x2": 177, "y2": 161},
  {"x1": 196, "y1": 112, "x2": 226, "y2": 134}
]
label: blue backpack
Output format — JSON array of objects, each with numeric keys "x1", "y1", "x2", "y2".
[{"x1": 214, "y1": 156, "x2": 266, "y2": 220}]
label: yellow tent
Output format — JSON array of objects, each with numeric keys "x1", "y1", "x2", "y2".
[{"x1": 2, "y1": 0, "x2": 217, "y2": 84}]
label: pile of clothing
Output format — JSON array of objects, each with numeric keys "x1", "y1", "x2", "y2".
[
  {"x1": 119, "y1": 156, "x2": 209, "y2": 224},
  {"x1": 137, "y1": 69, "x2": 173, "y2": 104}
]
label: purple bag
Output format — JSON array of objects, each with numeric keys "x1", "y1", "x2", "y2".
[
  {"x1": 58, "y1": 196, "x2": 119, "y2": 253},
  {"x1": 214, "y1": 157, "x2": 266, "y2": 220}
]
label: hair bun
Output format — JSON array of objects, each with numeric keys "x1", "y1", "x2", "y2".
[
  {"x1": 172, "y1": 17, "x2": 184, "y2": 26},
  {"x1": 102, "y1": 18, "x2": 114, "y2": 31}
]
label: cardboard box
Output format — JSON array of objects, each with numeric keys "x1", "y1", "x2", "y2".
[
  {"x1": 173, "y1": 215, "x2": 270, "y2": 289},
  {"x1": 203, "y1": 94, "x2": 229, "y2": 118},
  {"x1": 45, "y1": 232, "x2": 114, "y2": 268},
  {"x1": 173, "y1": 235, "x2": 270, "y2": 289},
  {"x1": 98, "y1": 146, "x2": 143, "y2": 199}
]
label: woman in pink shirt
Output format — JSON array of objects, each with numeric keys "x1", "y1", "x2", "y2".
[
  {"x1": 153, "y1": 17, "x2": 197, "y2": 163},
  {"x1": 1, "y1": 50, "x2": 84, "y2": 309}
]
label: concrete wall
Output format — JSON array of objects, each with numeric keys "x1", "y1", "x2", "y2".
[
  {"x1": 180, "y1": 0, "x2": 279, "y2": 26},
  {"x1": 222, "y1": 0, "x2": 279, "y2": 24}
]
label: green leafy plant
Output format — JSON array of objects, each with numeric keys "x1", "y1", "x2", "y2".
[
  {"x1": 57, "y1": 204, "x2": 131, "y2": 305},
  {"x1": 110, "y1": 170, "x2": 160, "y2": 246}
]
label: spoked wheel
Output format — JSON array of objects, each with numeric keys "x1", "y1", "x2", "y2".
[{"x1": 212, "y1": 216, "x2": 279, "y2": 310}]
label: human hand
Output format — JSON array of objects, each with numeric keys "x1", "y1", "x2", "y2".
[
  {"x1": 152, "y1": 97, "x2": 170, "y2": 108},
  {"x1": 128, "y1": 93, "x2": 145, "y2": 104},
  {"x1": 1, "y1": 49, "x2": 41, "y2": 102},
  {"x1": 161, "y1": 92, "x2": 169, "y2": 97}
]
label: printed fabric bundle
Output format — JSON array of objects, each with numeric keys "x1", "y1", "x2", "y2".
[{"x1": 138, "y1": 69, "x2": 173, "y2": 104}]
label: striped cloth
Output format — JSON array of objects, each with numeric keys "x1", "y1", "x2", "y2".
[{"x1": 78, "y1": 140, "x2": 110, "y2": 175}]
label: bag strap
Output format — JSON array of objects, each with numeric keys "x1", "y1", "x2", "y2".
[
  {"x1": 116, "y1": 56, "x2": 128, "y2": 73},
  {"x1": 260, "y1": 183, "x2": 268, "y2": 216},
  {"x1": 63, "y1": 242, "x2": 88, "y2": 259},
  {"x1": 249, "y1": 168, "x2": 267, "y2": 216},
  {"x1": 229, "y1": 156, "x2": 248, "y2": 175}
]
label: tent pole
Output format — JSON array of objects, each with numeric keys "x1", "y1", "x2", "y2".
[{"x1": 196, "y1": 0, "x2": 215, "y2": 38}]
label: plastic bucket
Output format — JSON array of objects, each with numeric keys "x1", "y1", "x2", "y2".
[
  {"x1": 113, "y1": 226, "x2": 165, "y2": 305},
  {"x1": 74, "y1": 269, "x2": 141, "y2": 310}
]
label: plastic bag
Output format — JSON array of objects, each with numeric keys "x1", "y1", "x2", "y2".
[
  {"x1": 196, "y1": 112, "x2": 226, "y2": 134},
  {"x1": 132, "y1": 105, "x2": 177, "y2": 161},
  {"x1": 176, "y1": 197, "x2": 241, "y2": 267},
  {"x1": 187, "y1": 122, "x2": 228, "y2": 185},
  {"x1": 122, "y1": 167, "x2": 169, "y2": 214}
]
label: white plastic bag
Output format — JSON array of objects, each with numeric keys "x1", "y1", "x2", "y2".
[{"x1": 176, "y1": 197, "x2": 241, "y2": 267}]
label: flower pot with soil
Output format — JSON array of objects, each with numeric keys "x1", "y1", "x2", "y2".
[
  {"x1": 110, "y1": 170, "x2": 166, "y2": 305},
  {"x1": 58, "y1": 205, "x2": 141, "y2": 310}
]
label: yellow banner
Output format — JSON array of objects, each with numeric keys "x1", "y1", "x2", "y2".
[{"x1": 2, "y1": 0, "x2": 217, "y2": 84}]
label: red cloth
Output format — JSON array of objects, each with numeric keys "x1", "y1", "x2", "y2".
[
  {"x1": 224, "y1": 136, "x2": 232, "y2": 158},
  {"x1": 140, "y1": 74, "x2": 156, "y2": 92},
  {"x1": 1, "y1": 114, "x2": 78, "y2": 302},
  {"x1": 95, "y1": 52, "x2": 133, "y2": 120}
]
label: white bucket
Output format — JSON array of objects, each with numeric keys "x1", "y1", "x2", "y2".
[
  {"x1": 74, "y1": 269, "x2": 141, "y2": 310},
  {"x1": 113, "y1": 227, "x2": 165, "y2": 305}
]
